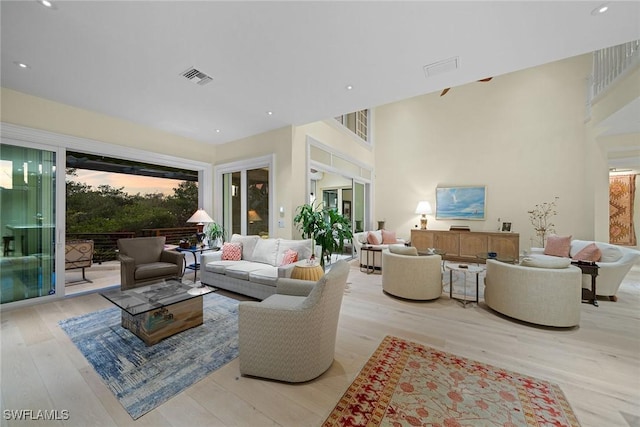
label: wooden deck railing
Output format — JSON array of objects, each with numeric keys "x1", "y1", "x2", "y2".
[{"x1": 66, "y1": 227, "x2": 198, "y2": 262}]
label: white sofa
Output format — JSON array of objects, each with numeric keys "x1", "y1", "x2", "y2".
[
  {"x1": 200, "y1": 234, "x2": 312, "y2": 300},
  {"x1": 484, "y1": 259, "x2": 582, "y2": 327},
  {"x1": 530, "y1": 239, "x2": 640, "y2": 301},
  {"x1": 352, "y1": 230, "x2": 406, "y2": 271}
]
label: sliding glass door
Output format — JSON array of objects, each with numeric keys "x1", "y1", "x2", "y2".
[
  {"x1": 1, "y1": 143, "x2": 57, "y2": 304},
  {"x1": 218, "y1": 156, "x2": 272, "y2": 238}
]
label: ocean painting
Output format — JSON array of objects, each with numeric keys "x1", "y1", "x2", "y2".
[{"x1": 436, "y1": 186, "x2": 486, "y2": 220}]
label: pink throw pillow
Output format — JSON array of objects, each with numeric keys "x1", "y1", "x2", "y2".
[
  {"x1": 221, "y1": 242, "x2": 242, "y2": 261},
  {"x1": 544, "y1": 235, "x2": 572, "y2": 257},
  {"x1": 280, "y1": 249, "x2": 298, "y2": 266},
  {"x1": 572, "y1": 243, "x2": 602, "y2": 262},
  {"x1": 367, "y1": 232, "x2": 380, "y2": 245},
  {"x1": 381, "y1": 230, "x2": 397, "y2": 244}
]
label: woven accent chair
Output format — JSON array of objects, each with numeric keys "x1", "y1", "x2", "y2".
[
  {"x1": 382, "y1": 247, "x2": 443, "y2": 300},
  {"x1": 238, "y1": 260, "x2": 350, "y2": 382},
  {"x1": 117, "y1": 236, "x2": 184, "y2": 290}
]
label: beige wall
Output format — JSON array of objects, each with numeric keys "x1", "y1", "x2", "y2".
[
  {"x1": 374, "y1": 54, "x2": 602, "y2": 251},
  {"x1": 213, "y1": 126, "x2": 294, "y2": 238},
  {"x1": 0, "y1": 88, "x2": 211, "y2": 162}
]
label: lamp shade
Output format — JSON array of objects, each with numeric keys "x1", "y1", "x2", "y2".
[
  {"x1": 187, "y1": 208, "x2": 213, "y2": 224},
  {"x1": 415, "y1": 201, "x2": 433, "y2": 215},
  {"x1": 247, "y1": 210, "x2": 262, "y2": 222}
]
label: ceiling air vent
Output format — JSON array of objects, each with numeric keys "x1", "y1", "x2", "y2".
[{"x1": 180, "y1": 67, "x2": 213, "y2": 86}]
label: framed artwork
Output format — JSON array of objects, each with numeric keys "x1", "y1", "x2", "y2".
[
  {"x1": 342, "y1": 200, "x2": 351, "y2": 220},
  {"x1": 436, "y1": 186, "x2": 486, "y2": 220},
  {"x1": 501, "y1": 222, "x2": 512, "y2": 232}
]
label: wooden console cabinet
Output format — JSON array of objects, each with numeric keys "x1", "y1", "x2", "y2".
[{"x1": 411, "y1": 229, "x2": 519, "y2": 263}]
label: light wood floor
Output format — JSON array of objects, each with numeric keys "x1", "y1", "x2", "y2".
[{"x1": 2, "y1": 261, "x2": 639, "y2": 427}]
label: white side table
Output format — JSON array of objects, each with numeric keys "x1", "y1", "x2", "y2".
[{"x1": 446, "y1": 264, "x2": 484, "y2": 307}]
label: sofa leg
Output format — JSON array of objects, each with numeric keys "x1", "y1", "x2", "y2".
[{"x1": 609, "y1": 295, "x2": 618, "y2": 302}]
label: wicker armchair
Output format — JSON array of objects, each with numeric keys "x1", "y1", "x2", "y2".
[{"x1": 238, "y1": 260, "x2": 350, "y2": 382}]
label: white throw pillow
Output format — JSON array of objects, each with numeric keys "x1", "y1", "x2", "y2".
[{"x1": 599, "y1": 245, "x2": 622, "y2": 263}]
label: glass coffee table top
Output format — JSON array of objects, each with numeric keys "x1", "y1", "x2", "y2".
[{"x1": 101, "y1": 279, "x2": 211, "y2": 316}]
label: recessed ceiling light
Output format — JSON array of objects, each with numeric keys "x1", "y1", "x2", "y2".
[
  {"x1": 591, "y1": 3, "x2": 609, "y2": 15},
  {"x1": 37, "y1": 0, "x2": 56, "y2": 9},
  {"x1": 14, "y1": 62, "x2": 30, "y2": 69}
]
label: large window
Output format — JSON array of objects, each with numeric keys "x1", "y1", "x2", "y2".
[
  {"x1": 335, "y1": 109, "x2": 369, "y2": 143},
  {"x1": 217, "y1": 156, "x2": 273, "y2": 238}
]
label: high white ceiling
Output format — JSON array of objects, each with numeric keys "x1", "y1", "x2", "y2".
[{"x1": 1, "y1": 1, "x2": 639, "y2": 147}]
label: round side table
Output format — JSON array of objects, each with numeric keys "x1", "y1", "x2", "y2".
[{"x1": 291, "y1": 261, "x2": 324, "y2": 281}]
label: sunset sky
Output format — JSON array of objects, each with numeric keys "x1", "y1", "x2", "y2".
[{"x1": 69, "y1": 169, "x2": 185, "y2": 196}]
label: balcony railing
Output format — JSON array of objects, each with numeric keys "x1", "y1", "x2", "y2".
[
  {"x1": 592, "y1": 39, "x2": 640, "y2": 99},
  {"x1": 66, "y1": 227, "x2": 198, "y2": 263}
]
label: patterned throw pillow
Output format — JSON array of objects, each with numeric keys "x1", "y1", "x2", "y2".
[
  {"x1": 381, "y1": 229, "x2": 398, "y2": 244},
  {"x1": 572, "y1": 243, "x2": 602, "y2": 262},
  {"x1": 221, "y1": 242, "x2": 242, "y2": 261},
  {"x1": 367, "y1": 232, "x2": 381, "y2": 245},
  {"x1": 543, "y1": 235, "x2": 572, "y2": 257},
  {"x1": 280, "y1": 249, "x2": 298, "y2": 266}
]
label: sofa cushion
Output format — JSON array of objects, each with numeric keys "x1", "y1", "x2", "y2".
[
  {"x1": 248, "y1": 267, "x2": 279, "y2": 286},
  {"x1": 230, "y1": 234, "x2": 260, "y2": 261},
  {"x1": 134, "y1": 262, "x2": 181, "y2": 280},
  {"x1": 225, "y1": 263, "x2": 269, "y2": 280},
  {"x1": 571, "y1": 243, "x2": 602, "y2": 262},
  {"x1": 205, "y1": 260, "x2": 249, "y2": 274},
  {"x1": 367, "y1": 231, "x2": 381, "y2": 245},
  {"x1": 222, "y1": 242, "x2": 242, "y2": 261},
  {"x1": 381, "y1": 230, "x2": 398, "y2": 244},
  {"x1": 276, "y1": 239, "x2": 312, "y2": 265},
  {"x1": 520, "y1": 255, "x2": 571, "y2": 269},
  {"x1": 544, "y1": 235, "x2": 572, "y2": 257},
  {"x1": 388, "y1": 245, "x2": 418, "y2": 256},
  {"x1": 252, "y1": 238, "x2": 279, "y2": 266}
]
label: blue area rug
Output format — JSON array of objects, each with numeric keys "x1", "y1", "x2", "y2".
[{"x1": 59, "y1": 292, "x2": 239, "y2": 419}]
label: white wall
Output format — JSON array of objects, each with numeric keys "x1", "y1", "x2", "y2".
[{"x1": 374, "y1": 54, "x2": 600, "y2": 251}]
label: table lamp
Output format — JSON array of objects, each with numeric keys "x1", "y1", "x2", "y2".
[
  {"x1": 415, "y1": 201, "x2": 433, "y2": 230},
  {"x1": 187, "y1": 208, "x2": 213, "y2": 243}
]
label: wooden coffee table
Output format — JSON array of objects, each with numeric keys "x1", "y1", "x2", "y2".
[{"x1": 101, "y1": 278, "x2": 211, "y2": 346}]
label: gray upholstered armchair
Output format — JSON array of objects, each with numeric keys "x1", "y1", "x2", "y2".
[
  {"x1": 117, "y1": 236, "x2": 184, "y2": 290},
  {"x1": 238, "y1": 260, "x2": 350, "y2": 382}
]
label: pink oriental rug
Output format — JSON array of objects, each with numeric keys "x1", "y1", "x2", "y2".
[{"x1": 323, "y1": 336, "x2": 580, "y2": 427}]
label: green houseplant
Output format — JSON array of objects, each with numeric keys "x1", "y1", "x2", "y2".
[
  {"x1": 316, "y1": 208, "x2": 353, "y2": 266},
  {"x1": 293, "y1": 202, "x2": 326, "y2": 259},
  {"x1": 293, "y1": 202, "x2": 353, "y2": 267},
  {"x1": 204, "y1": 222, "x2": 226, "y2": 248}
]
